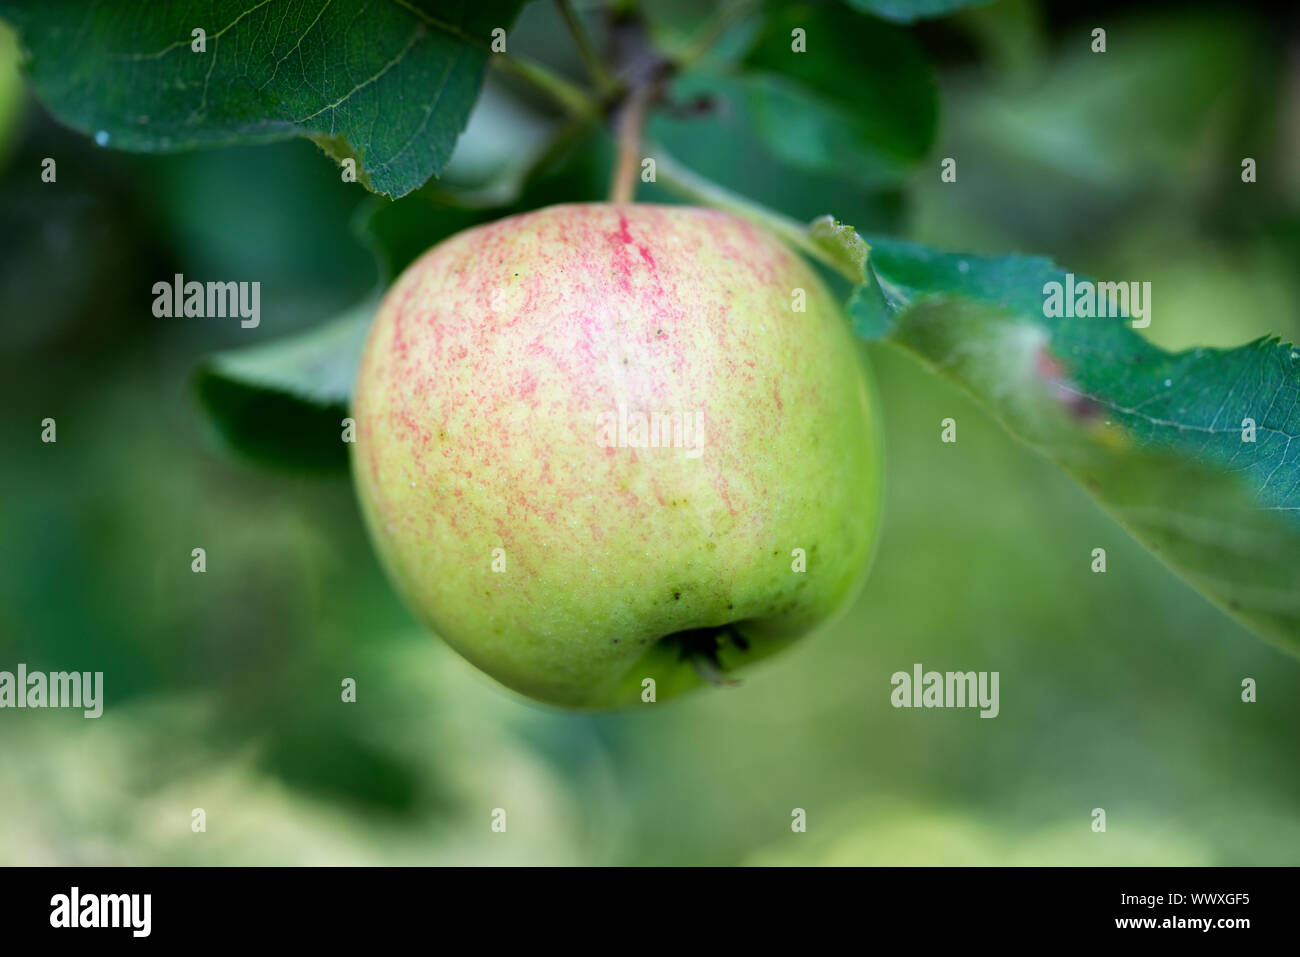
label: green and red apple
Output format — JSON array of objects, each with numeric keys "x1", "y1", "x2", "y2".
[{"x1": 352, "y1": 202, "x2": 881, "y2": 707}]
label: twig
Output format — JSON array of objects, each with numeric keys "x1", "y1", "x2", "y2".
[
  {"x1": 555, "y1": 0, "x2": 620, "y2": 97},
  {"x1": 492, "y1": 54, "x2": 602, "y2": 120},
  {"x1": 677, "y1": 0, "x2": 758, "y2": 69},
  {"x1": 651, "y1": 146, "x2": 858, "y2": 281}
]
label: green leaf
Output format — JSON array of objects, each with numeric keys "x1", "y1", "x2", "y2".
[
  {"x1": 850, "y1": 236, "x2": 1300, "y2": 650},
  {"x1": 737, "y1": 2, "x2": 936, "y2": 184},
  {"x1": 0, "y1": 0, "x2": 526, "y2": 198},
  {"x1": 194, "y1": 294, "x2": 378, "y2": 470},
  {"x1": 808, "y1": 214, "x2": 870, "y2": 280},
  {"x1": 842, "y1": 0, "x2": 993, "y2": 23}
]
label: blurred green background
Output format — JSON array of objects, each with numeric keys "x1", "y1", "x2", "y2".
[{"x1": 2, "y1": 0, "x2": 1299, "y2": 865}]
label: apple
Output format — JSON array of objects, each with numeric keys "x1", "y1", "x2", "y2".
[{"x1": 352, "y1": 202, "x2": 881, "y2": 708}]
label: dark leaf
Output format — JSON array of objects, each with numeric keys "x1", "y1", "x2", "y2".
[{"x1": 0, "y1": 0, "x2": 526, "y2": 197}]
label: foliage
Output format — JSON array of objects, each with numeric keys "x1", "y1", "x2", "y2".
[{"x1": 3, "y1": 0, "x2": 1300, "y2": 865}]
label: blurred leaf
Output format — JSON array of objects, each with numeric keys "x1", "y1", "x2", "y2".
[
  {"x1": 737, "y1": 2, "x2": 936, "y2": 184},
  {"x1": 843, "y1": 0, "x2": 993, "y2": 23},
  {"x1": 190, "y1": 197, "x2": 488, "y2": 473},
  {"x1": 194, "y1": 294, "x2": 378, "y2": 470},
  {"x1": 851, "y1": 236, "x2": 1300, "y2": 650},
  {"x1": 192, "y1": 124, "x2": 612, "y2": 469},
  {"x1": 649, "y1": 69, "x2": 906, "y2": 231},
  {"x1": 0, "y1": 0, "x2": 526, "y2": 198},
  {"x1": 970, "y1": 14, "x2": 1254, "y2": 189},
  {"x1": 749, "y1": 801, "x2": 1210, "y2": 865},
  {"x1": 0, "y1": 20, "x2": 22, "y2": 162},
  {"x1": 907, "y1": 13, "x2": 1263, "y2": 255},
  {"x1": 262, "y1": 722, "x2": 427, "y2": 816}
]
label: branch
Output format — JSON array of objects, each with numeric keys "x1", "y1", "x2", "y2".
[
  {"x1": 651, "y1": 147, "x2": 860, "y2": 281},
  {"x1": 677, "y1": 0, "x2": 758, "y2": 69},
  {"x1": 555, "y1": 0, "x2": 620, "y2": 97},
  {"x1": 491, "y1": 54, "x2": 602, "y2": 120}
]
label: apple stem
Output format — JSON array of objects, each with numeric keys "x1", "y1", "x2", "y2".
[
  {"x1": 606, "y1": 11, "x2": 670, "y2": 205},
  {"x1": 667, "y1": 626, "x2": 746, "y2": 688},
  {"x1": 690, "y1": 652, "x2": 742, "y2": 688},
  {"x1": 609, "y1": 86, "x2": 649, "y2": 203}
]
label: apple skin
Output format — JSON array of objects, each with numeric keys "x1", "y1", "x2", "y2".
[{"x1": 352, "y1": 202, "x2": 881, "y2": 708}]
